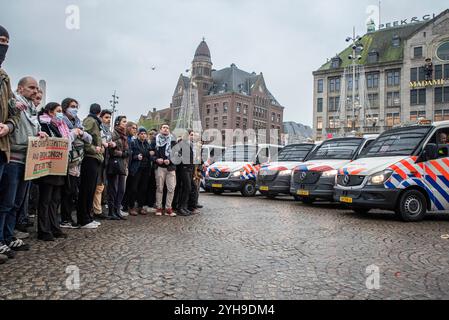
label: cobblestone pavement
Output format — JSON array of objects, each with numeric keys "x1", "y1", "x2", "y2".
[{"x1": 1, "y1": 192, "x2": 449, "y2": 300}]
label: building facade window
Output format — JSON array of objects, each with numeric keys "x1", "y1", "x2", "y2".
[
  {"x1": 213, "y1": 117, "x2": 218, "y2": 128},
  {"x1": 437, "y1": 41, "x2": 449, "y2": 61},
  {"x1": 328, "y1": 96, "x2": 340, "y2": 112},
  {"x1": 271, "y1": 113, "x2": 275, "y2": 122},
  {"x1": 277, "y1": 114, "x2": 281, "y2": 123},
  {"x1": 223, "y1": 102, "x2": 228, "y2": 113},
  {"x1": 243, "y1": 105, "x2": 248, "y2": 115},
  {"x1": 316, "y1": 117, "x2": 323, "y2": 130},
  {"x1": 347, "y1": 75, "x2": 359, "y2": 91},
  {"x1": 411, "y1": 67, "x2": 426, "y2": 82},
  {"x1": 328, "y1": 77, "x2": 341, "y2": 93},
  {"x1": 317, "y1": 98, "x2": 323, "y2": 113},
  {"x1": 222, "y1": 116, "x2": 228, "y2": 127},
  {"x1": 206, "y1": 105, "x2": 211, "y2": 115},
  {"x1": 411, "y1": 89, "x2": 426, "y2": 105},
  {"x1": 317, "y1": 79, "x2": 324, "y2": 93},
  {"x1": 386, "y1": 113, "x2": 401, "y2": 126},
  {"x1": 435, "y1": 65, "x2": 443, "y2": 79},
  {"x1": 387, "y1": 70, "x2": 400, "y2": 86},
  {"x1": 387, "y1": 92, "x2": 401, "y2": 107},
  {"x1": 368, "y1": 93, "x2": 379, "y2": 108},
  {"x1": 236, "y1": 103, "x2": 241, "y2": 113},
  {"x1": 435, "y1": 87, "x2": 449, "y2": 103},
  {"x1": 214, "y1": 103, "x2": 219, "y2": 114},
  {"x1": 414, "y1": 46, "x2": 423, "y2": 58},
  {"x1": 328, "y1": 116, "x2": 338, "y2": 129},
  {"x1": 410, "y1": 111, "x2": 426, "y2": 121},
  {"x1": 366, "y1": 72, "x2": 379, "y2": 89},
  {"x1": 435, "y1": 110, "x2": 449, "y2": 121},
  {"x1": 236, "y1": 117, "x2": 241, "y2": 128}
]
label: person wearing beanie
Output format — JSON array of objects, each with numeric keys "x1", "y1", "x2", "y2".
[{"x1": 127, "y1": 127, "x2": 152, "y2": 215}]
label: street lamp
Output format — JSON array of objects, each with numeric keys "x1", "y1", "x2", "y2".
[
  {"x1": 346, "y1": 28, "x2": 364, "y2": 132},
  {"x1": 110, "y1": 90, "x2": 119, "y2": 125}
]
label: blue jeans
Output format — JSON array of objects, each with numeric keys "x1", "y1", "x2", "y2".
[
  {"x1": 16, "y1": 181, "x2": 31, "y2": 226},
  {"x1": 0, "y1": 162, "x2": 28, "y2": 244},
  {"x1": 0, "y1": 153, "x2": 5, "y2": 181}
]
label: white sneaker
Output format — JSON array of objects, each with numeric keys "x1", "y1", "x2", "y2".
[
  {"x1": 120, "y1": 211, "x2": 129, "y2": 217},
  {"x1": 143, "y1": 206, "x2": 155, "y2": 213},
  {"x1": 81, "y1": 222, "x2": 99, "y2": 229},
  {"x1": 92, "y1": 221, "x2": 101, "y2": 226}
]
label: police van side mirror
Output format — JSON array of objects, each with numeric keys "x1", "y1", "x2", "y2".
[{"x1": 419, "y1": 144, "x2": 438, "y2": 162}]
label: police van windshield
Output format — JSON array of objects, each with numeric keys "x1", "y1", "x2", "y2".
[
  {"x1": 361, "y1": 126, "x2": 431, "y2": 158},
  {"x1": 278, "y1": 145, "x2": 314, "y2": 162},
  {"x1": 223, "y1": 145, "x2": 258, "y2": 162},
  {"x1": 308, "y1": 139, "x2": 363, "y2": 160}
]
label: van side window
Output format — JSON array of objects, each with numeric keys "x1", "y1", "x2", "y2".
[
  {"x1": 360, "y1": 140, "x2": 374, "y2": 155},
  {"x1": 258, "y1": 148, "x2": 270, "y2": 164},
  {"x1": 436, "y1": 130, "x2": 449, "y2": 158}
]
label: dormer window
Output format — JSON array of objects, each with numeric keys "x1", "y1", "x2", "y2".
[
  {"x1": 392, "y1": 35, "x2": 401, "y2": 47},
  {"x1": 368, "y1": 50, "x2": 379, "y2": 64},
  {"x1": 331, "y1": 56, "x2": 342, "y2": 69}
]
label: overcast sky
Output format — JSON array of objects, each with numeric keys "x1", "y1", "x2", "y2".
[{"x1": 0, "y1": 0, "x2": 447, "y2": 126}]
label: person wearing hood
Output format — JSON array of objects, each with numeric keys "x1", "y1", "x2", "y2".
[
  {"x1": 0, "y1": 24, "x2": 22, "y2": 263},
  {"x1": 59, "y1": 98, "x2": 92, "y2": 229}
]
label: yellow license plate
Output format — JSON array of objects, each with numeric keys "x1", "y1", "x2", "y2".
[
  {"x1": 340, "y1": 197, "x2": 353, "y2": 204},
  {"x1": 297, "y1": 190, "x2": 309, "y2": 196},
  {"x1": 212, "y1": 184, "x2": 223, "y2": 188},
  {"x1": 260, "y1": 186, "x2": 269, "y2": 191}
]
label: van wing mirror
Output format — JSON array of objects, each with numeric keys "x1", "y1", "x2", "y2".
[{"x1": 420, "y1": 144, "x2": 438, "y2": 162}]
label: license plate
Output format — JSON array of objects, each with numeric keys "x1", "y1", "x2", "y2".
[
  {"x1": 340, "y1": 196, "x2": 353, "y2": 204},
  {"x1": 297, "y1": 190, "x2": 309, "y2": 196},
  {"x1": 260, "y1": 186, "x2": 269, "y2": 191},
  {"x1": 212, "y1": 184, "x2": 223, "y2": 189}
]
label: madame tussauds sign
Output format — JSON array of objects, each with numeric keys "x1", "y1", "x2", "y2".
[
  {"x1": 25, "y1": 137, "x2": 69, "y2": 181},
  {"x1": 410, "y1": 79, "x2": 448, "y2": 88}
]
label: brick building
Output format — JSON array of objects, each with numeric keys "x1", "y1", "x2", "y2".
[{"x1": 166, "y1": 40, "x2": 284, "y2": 140}]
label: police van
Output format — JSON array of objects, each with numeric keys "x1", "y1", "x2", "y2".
[
  {"x1": 257, "y1": 143, "x2": 317, "y2": 199},
  {"x1": 334, "y1": 120, "x2": 449, "y2": 221},
  {"x1": 200, "y1": 145, "x2": 226, "y2": 191},
  {"x1": 205, "y1": 144, "x2": 283, "y2": 197},
  {"x1": 290, "y1": 136, "x2": 376, "y2": 204}
]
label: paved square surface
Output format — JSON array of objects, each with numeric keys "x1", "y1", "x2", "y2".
[{"x1": 1, "y1": 193, "x2": 449, "y2": 300}]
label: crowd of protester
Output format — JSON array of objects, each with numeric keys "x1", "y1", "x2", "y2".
[{"x1": 0, "y1": 25, "x2": 204, "y2": 265}]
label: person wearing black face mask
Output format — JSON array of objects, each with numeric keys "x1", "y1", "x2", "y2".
[{"x1": 0, "y1": 25, "x2": 26, "y2": 262}]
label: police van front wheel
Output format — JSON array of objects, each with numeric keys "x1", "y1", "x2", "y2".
[
  {"x1": 241, "y1": 181, "x2": 257, "y2": 197},
  {"x1": 396, "y1": 190, "x2": 427, "y2": 222}
]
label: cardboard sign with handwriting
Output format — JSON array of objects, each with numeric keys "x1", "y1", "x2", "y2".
[{"x1": 25, "y1": 137, "x2": 69, "y2": 181}]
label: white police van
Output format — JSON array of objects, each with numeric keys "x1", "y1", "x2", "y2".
[
  {"x1": 290, "y1": 136, "x2": 376, "y2": 204},
  {"x1": 205, "y1": 144, "x2": 283, "y2": 197},
  {"x1": 335, "y1": 120, "x2": 449, "y2": 222}
]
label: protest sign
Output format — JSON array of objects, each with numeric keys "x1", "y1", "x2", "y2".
[{"x1": 25, "y1": 137, "x2": 69, "y2": 181}]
